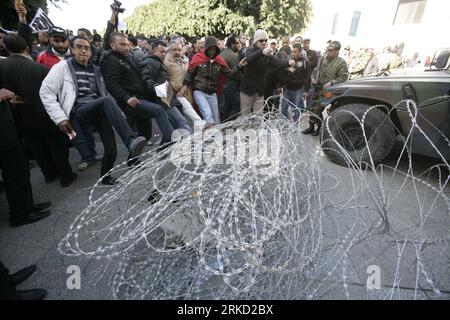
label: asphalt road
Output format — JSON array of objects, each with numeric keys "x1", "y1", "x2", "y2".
[{"x1": 1, "y1": 125, "x2": 449, "y2": 300}]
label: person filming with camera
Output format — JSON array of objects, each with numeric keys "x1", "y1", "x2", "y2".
[{"x1": 103, "y1": 0, "x2": 126, "y2": 51}]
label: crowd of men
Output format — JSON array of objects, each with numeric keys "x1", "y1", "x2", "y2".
[{"x1": 0, "y1": 1, "x2": 425, "y2": 299}]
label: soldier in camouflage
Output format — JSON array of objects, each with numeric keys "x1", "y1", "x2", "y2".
[{"x1": 303, "y1": 41, "x2": 349, "y2": 136}]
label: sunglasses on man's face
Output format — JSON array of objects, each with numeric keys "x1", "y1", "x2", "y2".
[{"x1": 258, "y1": 39, "x2": 268, "y2": 43}]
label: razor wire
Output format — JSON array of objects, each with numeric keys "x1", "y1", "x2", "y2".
[{"x1": 58, "y1": 96, "x2": 450, "y2": 300}]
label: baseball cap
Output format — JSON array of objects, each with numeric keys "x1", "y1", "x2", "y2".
[{"x1": 48, "y1": 26, "x2": 69, "y2": 40}]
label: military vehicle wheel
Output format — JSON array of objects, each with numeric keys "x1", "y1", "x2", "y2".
[{"x1": 321, "y1": 104, "x2": 396, "y2": 167}]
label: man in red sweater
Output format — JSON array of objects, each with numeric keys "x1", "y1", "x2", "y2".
[{"x1": 36, "y1": 27, "x2": 71, "y2": 68}]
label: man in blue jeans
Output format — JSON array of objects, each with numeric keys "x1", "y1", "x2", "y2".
[
  {"x1": 40, "y1": 36, "x2": 147, "y2": 185},
  {"x1": 280, "y1": 44, "x2": 311, "y2": 123},
  {"x1": 100, "y1": 32, "x2": 174, "y2": 146},
  {"x1": 70, "y1": 119, "x2": 102, "y2": 171}
]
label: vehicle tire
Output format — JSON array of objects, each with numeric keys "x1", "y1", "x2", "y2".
[{"x1": 321, "y1": 104, "x2": 396, "y2": 167}]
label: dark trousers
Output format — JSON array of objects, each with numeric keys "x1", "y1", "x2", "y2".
[
  {"x1": 0, "y1": 261, "x2": 16, "y2": 300},
  {"x1": 71, "y1": 119, "x2": 97, "y2": 162},
  {"x1": 72, "y1": 96, "x2": 135, "y2": 177},
  {"x1": 126, "y1": 115, "x2": 153, "y2": 141},
  {"x1": 0, "y1": 145, "x2": 34, "y2": 222},
  {"x1": 310, "y1": 87, "x2": 325, "y2": 125},
  {"x1": 125, "y1": 99, "x2": 174, "y2": 144},
  {"x1": 24, "y1": 129, "x2": 73, "y2": 182},
  {"x1": 264, "y1": 87, "x2": 280, "y2": 112},
  {"x1": 222, "y1": 84, "x2": 241, "y2": 121}
]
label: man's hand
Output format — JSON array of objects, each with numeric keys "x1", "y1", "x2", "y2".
[
  {"x1": 238, "y1": 58, "x2": 248, "y2": 67},
  {"x1": 177, "y1": 86, "x2": 187, "y2": 97},
  {"x1": 262, "y1": 48, "x2": 273, "y2": 56},
  {"x1": 0, "y1": 88, "x2": 16, "y2": 101},
  {"x1": 127, "y1": 97, "x2": 141, "y2": 108},
  {"x1": 173, "y1": 84, "x2": 183, "y2": 92},
  {"x1": 9, "y1": 96, "x2": 24, "y2": 104},
  {"x1": 58, "y1": 120, "x2": 73, "y2": 135},
  {"x1": 288, "y1": 59, "x2": 296, "y2": 67},
  {"x1": 109, "y1": 7, "x2": 119, "y2": 24}
]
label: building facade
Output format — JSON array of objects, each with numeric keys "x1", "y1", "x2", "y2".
[{"x1": 304, "y1": 0, "x2": 450, "y2": 60}]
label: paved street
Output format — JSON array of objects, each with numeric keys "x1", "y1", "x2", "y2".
[{"x1": 1, "y1": 123, "x2": 449, "y2": 300}]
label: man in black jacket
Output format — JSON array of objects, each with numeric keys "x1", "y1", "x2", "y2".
[
  {"x1": 239, "y1": 29, "x2": 295, "y2": 116},
  {"x1": 140, "y1": 40, "x2": 191, "y2": 133},
  {"x1": 0, "y1": 34, "x2": 76, "y2": 187},
  {"x1": 100, "y1": 32, "x2": 174, "y2": 145},
  {"x1": 280, "y1": 44, "x2": 311, "y2": 123},
  {"x1": 0, "y1": 88, "x2": 51, "y2": 228},
  {"x1": 220, "y1": 34, "x2": 242, "y2": 121}
]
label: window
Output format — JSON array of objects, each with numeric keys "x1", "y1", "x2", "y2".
[
  {"x1": 349, "y1": 11, "x2": 361, "y2": 37},
  {"x1": 393, "y1": 0, "x2": 427, "y2": 25},
  {"x1": 331, "y1": 13, "x2": 339, "y2": 35}
]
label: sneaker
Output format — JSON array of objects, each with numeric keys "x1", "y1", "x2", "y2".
[
  {"x1": 128, "y1": 136, "x2": 147, "y2": 159},
  {"x1": 78, "y1": 160, "x2": 95, "y2": 172}
]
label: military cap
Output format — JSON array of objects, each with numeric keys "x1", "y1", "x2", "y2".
[{"x1": 327, "y1": 41, "x2": 342, "y2": 50}]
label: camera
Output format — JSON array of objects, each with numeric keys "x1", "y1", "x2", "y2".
[{"x1": 111, "y1": 0, "x2": 126, "y2": 13}]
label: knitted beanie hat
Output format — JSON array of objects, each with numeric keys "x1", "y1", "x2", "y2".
[{"x1": 253, "y1": 29, "x2": 268, "y2": 45}]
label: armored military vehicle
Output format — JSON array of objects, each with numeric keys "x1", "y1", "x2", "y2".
[{"x1": 320, "y1": 49, "x2": 450, "y2": 167}]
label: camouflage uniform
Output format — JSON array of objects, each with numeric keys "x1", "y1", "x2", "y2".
[{"x1": 310, "y1": 54, "x2": 349, "y2": 125}]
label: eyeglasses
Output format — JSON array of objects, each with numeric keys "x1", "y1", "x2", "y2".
[
  {"x1": 74, "y1": 44, "x2": 91, "y2": 51},
  {"x1": 258, "y1": 39, "x2": 268, "y2": 43}
]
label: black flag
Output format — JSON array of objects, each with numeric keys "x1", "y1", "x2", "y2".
[{"x1": 29, "y1": 8, "x2": 55, "y2": 32}]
